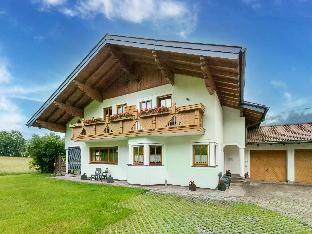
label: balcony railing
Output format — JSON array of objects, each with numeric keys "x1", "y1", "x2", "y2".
[{"x1": 70, "y1": 103, "x2": 205, "y2": 141}]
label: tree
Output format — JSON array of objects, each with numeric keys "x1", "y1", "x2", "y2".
[
  {"x1": 0, "y1": 131, "x2": 26, "y2": 156},
  {"x1": 26, "y1": 133, "x2": 65, "y2": 173}
]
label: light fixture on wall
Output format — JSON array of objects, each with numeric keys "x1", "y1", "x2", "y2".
[{"x1": 186, "y1": 98, "x2": 190, "y2": 101}]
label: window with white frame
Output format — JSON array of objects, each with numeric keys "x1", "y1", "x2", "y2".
[
  {"x1": 117, "y1": 103, "x2": 127, "y2": 114},
  {"x1": 157, "y1": 95, "x2": 172, "y2": 107},
  {"x1": 140, "y1": 99, "x2": 152, "y2": 110}
]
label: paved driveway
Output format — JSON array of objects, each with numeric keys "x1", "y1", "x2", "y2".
[
  {"x1": 141, "y1": 182, "x2": 312, "y2": 227},
  {"x1": 241, "y1": 183, "x2": 312, "y2": 227}
]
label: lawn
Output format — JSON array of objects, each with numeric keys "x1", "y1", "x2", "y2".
[
  {"x1": 0, "y1": 156, "x2": 34, "y2": 175},
  {"x1": 0, "y1": 174, "x2": 311, "y2": 233}
]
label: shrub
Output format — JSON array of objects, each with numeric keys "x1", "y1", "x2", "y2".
[{"x1": 26, "y1": 134, "x2": 65, "y2": 173}]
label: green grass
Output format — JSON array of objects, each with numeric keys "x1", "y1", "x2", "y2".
[
  {"x1": 0, "y1": 174, "x2": 145, "y2": 233},
  {"x1": 0, "y1": 156, "x2": 35, "y2": 175},
  {"x1": 0, "y1": 174, "x2": 311, "y2": 233}
]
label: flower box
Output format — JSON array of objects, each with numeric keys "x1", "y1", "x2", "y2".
[
  {"x1": 139, "y1": 107, "x2": 170, "y2": 118},
  {"x1": 109, "y1": 113, "x2": 134, "y2": 122},
  {"x1": 83, "y1": 118, "x2": 103, "y2": 125}
]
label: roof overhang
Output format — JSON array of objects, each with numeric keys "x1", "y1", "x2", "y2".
[
  {"x1": 241, "y1": 101, "x2": 269, "y2": 128},
  {"x1": 26, "y1": 34, "x2": 246, "y2": 132}
]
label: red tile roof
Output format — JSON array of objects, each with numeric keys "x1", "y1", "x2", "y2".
[{"x1": 247, "y1": 123, "x2": 312, "y2": 144}]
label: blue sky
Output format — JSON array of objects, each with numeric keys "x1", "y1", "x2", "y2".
[{"x1": 0, "y1": 0, "x2": 311, "y2": 138}]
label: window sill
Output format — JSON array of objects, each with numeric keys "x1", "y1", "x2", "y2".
[
  {"x1": 191, "y1": 165, "x2": 217, "y2": 168},
  {"x1": 127, "y1": 164, "x2": 164, "y2": 167},
  {"x1": 89, "y1": 162, "x2": 118, "y2": 165}
]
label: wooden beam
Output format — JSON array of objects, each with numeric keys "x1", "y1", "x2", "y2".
[
  {"x1": 73, "y1": 80, "x2": 102, "y2": 102},
  {"x1": 152, "y1": 50, "x2": 174, "y2": 85},
  {"x1": 53, "y1": 101, "x2": 84, "y2": 118},
  {"x1": 200, "y1": 57, "x2": 216, "y2": 95},
  {"x1": 108, "y1": 45, "x2": 138, "y2": 81},
  {"x1": 36, "y1": 120, "x2": 66, "y2": 133}
]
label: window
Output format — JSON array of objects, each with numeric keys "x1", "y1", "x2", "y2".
[
  {"x1": 90, "y1": 147, "x2": 118, "y2": 164},
  {"x1": 117, "y1": 104, "x2": 127, "y2": 114},
  {"x1": 149, "y1": 145, "x2": 162, "y2": 165},
  {"x1": 193, "y1": 144, "x2": 209, "y2": 166},
  {"x1": 103, "y1": 106, "x2": 112, "y2": 120},
  {"x1": 133, "y1": 146, "x2": 144, "y2": 165},
  {"x1": 140, "y1": 99, "x2": 152, "y2": 110},
  {"x1": 157, "y1": 95, "x2": 172, "y2": 107}
]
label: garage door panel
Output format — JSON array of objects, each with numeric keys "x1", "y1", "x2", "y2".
[
  {"x1": 250, "y1": 150, "x2": 287, "y2": 182},
  {"x1": 295, "y1": 149, "x2": 312, "y2": 184}
]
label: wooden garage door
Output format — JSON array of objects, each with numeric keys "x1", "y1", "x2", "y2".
[
  {"x1": 250, "y1": 150, "x2": 287, "y2": 182},
  {"x1": 295, "y1": 149, "x2": 312, "y2": 184}
]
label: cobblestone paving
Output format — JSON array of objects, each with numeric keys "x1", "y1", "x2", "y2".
[
  {"x1": 55, "y1": 176, "x2": 312, "y2": 232},
  {"x1": 241, "y1": 183, "x2": 312, "y2": 228},
  {"x1": 103, "y1": 192, "x2": 311, "y2": 233}
]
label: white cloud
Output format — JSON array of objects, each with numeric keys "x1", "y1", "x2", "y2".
[
  {"x1": 283, "y1": 91, "x2": 308, "y2": 109},
  {"x1": 270, "y1": 80, "x2": 287, "y2": 89},
  {"x1": 264, "y1": 107, "x2": 312, "y2": 125},
  {"x1": 0, "y1": 57, "x2": 11, "y2": 84},
  {"x1": 38, "y1": 0, "x2": 67, "y2": 7},
  {"x1": 241, "y1": 0, "x2": 261, "y2": 9},
  {"x1": 34, "y1": 0, "x2": 198, "y2": 37},
  {"x1": 0, "y1": 96, "x2": 25, "y2": 131},
  {"x1": 0, "y1": 53, "x2": 59, "y2": 133}
]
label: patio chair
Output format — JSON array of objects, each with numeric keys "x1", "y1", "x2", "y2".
[
  {"x1": 90, "y1": 168, "x2": 102, "y2": 181},
  {"x1": 101, "y1": 168, "x2": 109, "y2": 181}
]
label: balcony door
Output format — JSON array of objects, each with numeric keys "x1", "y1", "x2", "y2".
[{"x1": 103, "y1": 106, "x2": 112, "y2": 121}]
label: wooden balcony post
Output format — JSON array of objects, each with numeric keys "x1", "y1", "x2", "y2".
[
  {"x1": 119, "y1": 121, "x2": 123, "y2": 134},
  {"x1": 171, "y1": 103, "x2": 177, "y2": 114},
  {"x1": 194, "y1": 110, "x2": 200, "y2": 126},
  {"x1": 152, "y1": 116, "x2": 156, "y2": 129},
  {"x1": 134, "y1": 109, "x2": 139, "y2": 120}
]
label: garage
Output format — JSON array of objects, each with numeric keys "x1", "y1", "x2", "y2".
[
  {"x1": 295, "y1": 149, "x2": 312, "y2": 184},
  {"x1": 250, "y1": 150, "x2": 287, "y2": 182}
]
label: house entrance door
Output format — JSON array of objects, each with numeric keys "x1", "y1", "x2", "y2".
[{"x1": 68, "y1": 147, "x2": 81, "y2": 174}]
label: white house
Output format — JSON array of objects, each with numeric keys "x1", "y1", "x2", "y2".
[{"x1": 27, "y1": 34, "x2": 312, "y2": 188}]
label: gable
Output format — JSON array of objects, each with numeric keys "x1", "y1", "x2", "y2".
[{"x1": 26, "y1": 34, "x2": 247, "y2": 132}]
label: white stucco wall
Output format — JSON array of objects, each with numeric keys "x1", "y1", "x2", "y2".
[
  {"x1": 222, "y1": 107, "x2": 245, "y2": 148},
  {"x1": 65, "y1": 74, "x2": 225, "y2": 188}
]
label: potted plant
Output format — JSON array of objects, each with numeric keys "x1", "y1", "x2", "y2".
[
  {"x1": 140, "y1": 106, "x2": 170, "y2": 117},
  {"x1": 107, "y1": 175, "x2": 114, "y2": 183},
  {"x1": 189, "y1": 181, "x2": 196, "y2": 191},
  {"x1": 109, "y1": 112, "x2": 133, "y2": 122}
]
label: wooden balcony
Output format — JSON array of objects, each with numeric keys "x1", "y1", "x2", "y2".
[{"x1": 70, "y1": 103, "x2": 205, "y2": 141}]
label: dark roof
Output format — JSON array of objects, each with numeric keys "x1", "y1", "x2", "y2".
[
  {"x1": 26, "y1": 34, "x2": 246, "y2": 130},
  {"x1": 247, "y1": 123, "x2": 312, "y2": 144},
  {"x1": 241, "y1": 101, "x2": 269, "y2": 128}
]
